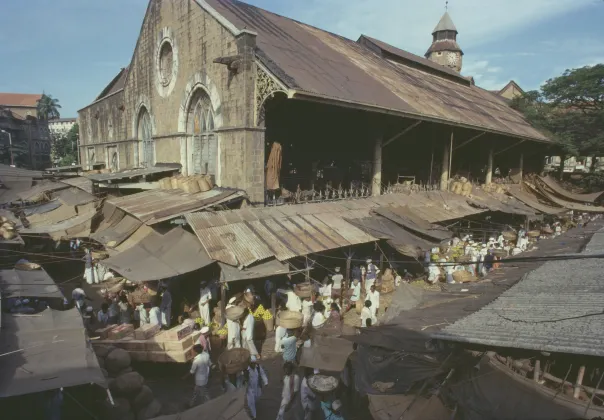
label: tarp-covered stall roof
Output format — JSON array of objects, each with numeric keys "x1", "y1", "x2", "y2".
[
  {"x1": 507, "y1": 185, "x2": 566, "y2": 215},
  {"x1": 85, "y1": 166, "x2": 180, "y2": 183},
  {"x1": 434, "y1": 227, "x2": 604, "y2": 357},
  {"x1": 102, "y1": 227, "x2": 213, "y2": 282},
  {"x1": 0, "y1": 307, "x2": 106, "y2": 398},
  {"x1": 60, "y1": 176, "x2": 93, "y2": 194},
  {"x1": 0, "y1": 268, "x2": 63, "y2": 299},
  {"x1": 106, "y1": 189, "x2": 245, "y2": 225},
  {"x1": 149, "y1": 388, "x2": 250, "y2": 420},
  {"x1": 219, "y1": 259, "x2": 289, "y2": 283},
  {"x1": 535, "y1": 181, "x2": 604, "y2": 213},
  {"x1": 466, "y1": 188, "x2": 536, "y2": 216},
  {"x1": 20, "y1": 207, "x2": 97, "y2": 240},
  {"x1": 51, "y1": 187, "x2": 96, "y2": 206},
  {"x1": 372, "y1": 206, "x2": 453, "y2": 241},
  {"x1": 298, "y1": 335, "x2": 354, "y2": 372},
  {"x1": 539, "y1": 175, "x2": 604, "y2": 204}
]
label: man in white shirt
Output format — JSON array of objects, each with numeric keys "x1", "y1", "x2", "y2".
[
  {"x1": 346, "y1": 278, "x2": 361, "y2": 313},
  {"x1": 184, "y1": 344, "x2": 211, "y2": 407},
  {"x1": 246, "y1": 355, "x2": 268, "y2": 419},
  {"x1": 367, "y1": 285, "x2": 380, "y2": 318},
  {"x1": 284, "y1": 289, "x2": 302, "y2": 312},
  {"x1": 242, "y1": 308, "x2": 259, "y2": 359},
  {"x1": 198, "y1": 282, "x2": 212, "y2": 326},
  {"x1": 360, "y1": 300, "x2": 376, "y2": 327},
  {"x1": 331, "y1": 267, "x2": 343, "y2": 299},
  {"x1": 226, "y1": 297, "x2": 242, "y2": 349}
]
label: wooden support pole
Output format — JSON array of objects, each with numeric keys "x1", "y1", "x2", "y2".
[
  {"x1": 440, "y1": 138, "x2": 450, "y2": 191},
  {"x1": 343, "y1": 255, "x2": 351, "y2": 309},
  {"x1": 383, "y1": 121, "x2": 422, "y2": 147},
  {"x1": 448, "y1": 131, "x2": 453, "y2": 181},
  {"x1": 379, "y1": 253, "x2": 384, "y2": 272},
  {"x1": 372, "y1": 136, "x2": 383, "y2": 196},
  {"x1": 271, "y1": 292, "x2": 277, "y2": 318},
  {"x1": 534, "y1": 360, "x2": 541, "y2": 382},
  {"x1": 574, "y1": 365, "x2": 586, "y2": 399},
  {"x1": 519, "y1": 152, "x2": 524, "y2": 181},
  {"x1": 454, "y1": 131, "x2": 486, "y2": 151},
  {"x1": 220, "y1": 282, "x2": 227, "y2": 328},
  {"x1": 485, "y1": 147, "x2": 493, "y2": 185}
]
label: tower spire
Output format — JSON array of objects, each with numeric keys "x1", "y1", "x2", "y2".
[{"x1": 425, "y1": 10, "x2": 464, "y2": 73}]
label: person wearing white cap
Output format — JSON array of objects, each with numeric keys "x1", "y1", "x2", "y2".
[
  {"x1": 365, "y1": 259, "x2": 379, "y2": 294},
  {"x1": 321, "y1": 399, "x2": 344, "y2": 420},
  {"x1": 301, "y1": 367, "x2": 320, "y2": 420},
  {"x1": 226, "y1": 297, "x2": 242, "y2": 349},
  {"x1": 198, "y1": 282, "x2": 212, "y2": 326},
  {"x1": 246, "y1": 354, "x2": 268, "y2": 419}
]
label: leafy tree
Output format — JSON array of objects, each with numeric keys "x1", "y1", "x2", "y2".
[
  {"x1": 512, "y1": 64, "x2": 604, "y2": 174},
  {"x1": 37, "y1": 93, "x2": 62, "y2": 120},
  {"x1": 52, "y1": 123, "x2": 79, "y2": 166}
]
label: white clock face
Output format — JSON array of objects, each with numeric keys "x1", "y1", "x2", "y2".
[{"x1": 447, "y1": 52, "x2": 459, "y2": 66}]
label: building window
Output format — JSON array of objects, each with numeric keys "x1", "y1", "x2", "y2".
[
  {"x1": 137, "y1": 108, "x2": 154, "y2": 167},
  {"x1": 158, "y1": 40, "x2": 174, "y2": 86},
  {"x1": 189, "y1": 93, "x2": 216, "y2": 175}
]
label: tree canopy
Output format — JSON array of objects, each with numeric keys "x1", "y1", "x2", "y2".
[
  {"x1": 512, "y1": 64, "x2": 604, "y2": 159},
  {"x1": 37, "y1": 93, "x2": 61, "y2": 120},
  {"x1": 52, "y1": 123, "x2": 79, "y2": 166}
]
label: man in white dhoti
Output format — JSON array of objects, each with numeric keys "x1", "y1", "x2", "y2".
[
  {"x1": 226, "y1": 297, "x2": 241, "y2": 349},
  {"x1": 246, "y1": 355, "x2": 268, "y2": 420},
  {"x1": 198, "y1": 282, "x2": 212, "y2": 326}
]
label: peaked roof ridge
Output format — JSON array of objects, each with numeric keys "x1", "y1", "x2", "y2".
[{"x1": 432, "y1": 11, "x2": 457, "y2": 34}]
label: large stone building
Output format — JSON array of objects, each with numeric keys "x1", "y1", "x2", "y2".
[
  {"x1": 79, "y1": 0, "x2": 549, "y2": 204},
  {"x1": 48, "y1": 117, "x2": 77, "y2": 138},
  {"x1": 0, "y1": 93, "x2": 51, "y2": 170}
]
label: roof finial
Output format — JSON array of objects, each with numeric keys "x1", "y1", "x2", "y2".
[{"x1": 445, "y1": 0, "x2": 449, "y2": 11}]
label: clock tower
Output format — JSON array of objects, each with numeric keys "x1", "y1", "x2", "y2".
[{"x1": 425, "y1": 12, "x2": 463, "y2": 73}]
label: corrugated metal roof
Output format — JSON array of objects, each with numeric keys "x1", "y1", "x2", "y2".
[
  {"x1": 21, "y1": 208, "x2": 96, "y2": 239},
  {"x1": 60, "y1": 177, "x2": 93, "y2": 194},
  {"x1": 434, "y1": 227, "x2": 604, "y2": 357},
  {"x1": 85, "y1": 166, "x2": 180, "y2": 182},
  {"x1": 220, "y1": 259, "x2": 289, "y2": 283},
  {"x1": 204, "y1": 0, "x2": 548, "y2": 142},
  {"x1": 0, "y1": 268, "x2": 63, "y2": 299},
  {"x1": 52, "y1": 187, "x2": 96, "y2": 206},
  {"x1": 185, "y1": 192, "x2": 485, "y2": 266},
  {"x1": 107, "y1": 189, "x2": 245, "y2": 225},
  {"x1": 16, "y1": 181, "x2": 68, "y2": 201},
  {"x1": 467, "y1": 188, "x2": 536, "y2": 216}
]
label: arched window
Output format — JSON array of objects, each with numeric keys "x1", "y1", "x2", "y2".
[
  {"x1": 137, "y1": 108, "x2": 154, "y2": 167},
  {"x1": 189, "y1": 93, "x2": 216, "y2": 175}
]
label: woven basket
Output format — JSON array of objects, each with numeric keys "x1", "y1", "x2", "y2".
[
  {"x1": 492, "y1": 249, "x2": 508, "y2": 258},
  {"x1": 197, "y1": 177, "x2": 211, "y2": 192},
  {"x1": 218, "y1": 348, "x2": 251, "y2": 374},
  {"x1": 294, "y1": 283, "x2": 313, "y2": 298},
  {"x1": 502, "y1": 231, "x2": 517, "y2": 241},
  {"x1": 0, "y1": 229, "x2": 16, "y2": 240},
  {"x1": 182, "y1": 179, "x2": 201, "y2": 194},
  {"x1": 308, "y1": 375, "x2": 340, "y2": 395},
  {"x1": 452, "y1": 270, "x2": 476, "y2": 283},
  {"x1": 225, "y1": 305, "x2": 245, "y2": 321},
  {"x1": 92, "y1": 250, "x2": 109, "y2": 260},
  {"x1": 170, "y1": 176, "x2": 180, "y2": 190},
  {"x1": 527, "y1": 230, "x2": 540, "y2": 238},
  {"x1": 15, "y1": 262, "x2": 41, "y2": 271},
  {"x1": 277, "y1": 310, "x2": 303, "y2": 329},
  {"x1": 541, "y1": 227, "x2": 553, "y2": 234}
]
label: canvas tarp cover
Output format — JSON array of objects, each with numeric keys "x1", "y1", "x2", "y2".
[
  {"x1": 21, "y1": 208, "x2": 96, "y2": 239},
  {"x1": 373, "y1": 206, "x2": 452, "y2": 241},
  {"x1": 368, "y1": 394, "x2": 450, "y2": 420},
  {"x1": 539, "y1": 175, "x2": 604, "y2": 203},
  {"x1": 445, "y1": 356, "x2": 604, "y2": 420},
  {"x1": 52, "y1": 187, "x2": 96, "y2": 206},
  {"x1": 0, "y1": 268, "x2": 64, "y2": 299},
  {"x1": 345, "y1": 216, "x2": 434, "y2": 258},
  {"x1": 26, "y1": 204, "x2": 77, "y2": 225},
  {"x1": 298, "y1": 335, "x2": 354, "y2": 372},
  {"x1": 149, "y1": 388, "x2": 250, "y2": 420},
  {"x1": 102, "y1": 227, "x2": 213, "y2": 282},
  {"x1": 0, "y1": 307, "x2": 106, "y2": 398},
  {"x1": 219, "y1": 259, "x2": 289, "y2": 283},
  {"x1": 90, "y1": 211, "x2": 143, "y2": 248},
  {"x1": 507, "y1": 185, "x2": 566, "y2": 215},
  {"x1": 536, "y1": 181, "x2": 604, "y2": 213},
  {"x1": 22, "y1": 200, "x2": 62, "y2": 216},
  {"x1": 466, "y1": 188, "x2": 536, "y2": 216}
]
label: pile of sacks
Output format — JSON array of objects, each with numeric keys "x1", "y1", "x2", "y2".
[{"x1": 95, "y1": 346, "x2": 162, "y2": 420}]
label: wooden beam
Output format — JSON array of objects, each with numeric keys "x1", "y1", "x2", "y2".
[
  {"x1": 383, "y1": 121, "x2": 422, "y2": 147},
  {"x1": 495, "y1": 139, "x2": 526, "y2": 156},
  {"x1": 574, "y1": 365, "x2": 586, "y2": 399},
  {"x1": 454, "y1": 131, "x2": 486, "y2": 151}
]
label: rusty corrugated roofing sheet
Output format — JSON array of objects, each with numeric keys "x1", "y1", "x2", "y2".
[
  {"x1": 106, "y1": 189, "x2": 245, "y2": 225},
  {"x1": 185, "y1": 192, "x2": 486, "y2": 266},
  {"x1": 203, "y1": 0, "x2": 548, "y2": 142},
  {"x1": 61, "y1": 176, "x2": 93, "y2": 194}
]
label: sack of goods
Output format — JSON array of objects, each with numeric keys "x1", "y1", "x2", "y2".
[
  {"x1": 502, "y1": 231, "x2": 517, "y2": 241},
  {"x1": 451, "y1": 181, "x2": 463, "y2": 195},
  {"x1": 461, "y1": 182, "x2": 473, "y2": 197},
  {"x1": 452, "y1": 270, "x2": 476, "y2": 283},
  {"x1": 218, "y1": 348, "x2": 251, "y2": 374},
  {"x1": 225, "y1": 305, "x2": 246, "y2": 321},
  {"x1": 277, "y1": 310, "x2": 304, "y2": 329}
]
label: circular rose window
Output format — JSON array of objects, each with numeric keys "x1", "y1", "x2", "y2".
[{"x1": 158, "y1": 40, "x2": 174, "y2": 86}]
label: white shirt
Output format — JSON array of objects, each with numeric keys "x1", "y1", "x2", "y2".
[
  {"x1": 350, "y1": 283, "x2": 361, "y2": 301},
  {"x1": 242, "y1": 312, "x2": 254, "y2": 341},
  {"x1": 301, "y1": 377, "x2": 317, "y2": 409},
  {"x1": 149, "y1": 307, "x2": 161, "y2": 326},
  {"x1": 311, "y1": 311, "x2": 326, "y2": 328},
  {"x1": 190, "y1": 352, "x2": 211, "y2": 386},
  {"x1": 199, "y1": 287, "x2": 211, "y2": 306},
  {"x1": 320, "y1": 283, "x2": 332, "y2": 298},
  {"x1": 360, "y1": 306, "x2": 376, "y2": 327},
  {"x1": 331, "y1": 273, "x2": 343, "y2": 289},
  {"x1": 367, "y1": 290, "x2": 380, "y2": 310},
  {"x1": 285, "y1": 291, "x2": 302, "y2": 312}
]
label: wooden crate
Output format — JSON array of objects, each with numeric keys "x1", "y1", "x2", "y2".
[
  {"x1": 108, "y1": 324, "x2": 134, "y2": 340},
  {"x1": 130, "y1": 351, "x2": 149, "y2": 362},
  {"x1": 94, "y1": 325, "x2": 117, "y2": 340},
  {"x1": 163, "y1": 324, "x2": 193, "y2": 341},
  {"x1": 134, "y1": 324, "x2": 161, "y2": 340},
  {"x1": 162, "y1": 335, "x2": 193, "y2": 352}
]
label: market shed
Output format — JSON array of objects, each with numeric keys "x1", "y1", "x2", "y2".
[
  {"x1": 102, "y1": 227, "x2": 214, "y2": 282},
  {"x1": 0, "y1": 268, "x2": 63, "y2": 300}
]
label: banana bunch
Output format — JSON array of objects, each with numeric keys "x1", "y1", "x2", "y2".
[
  {"x1": 216, "y1": 327, "x2": 228, "y2": 337},
  {"x1": 195, "y1": 317, "x2": 203, "y2": 326}
]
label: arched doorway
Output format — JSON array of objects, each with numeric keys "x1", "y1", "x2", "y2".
[
  {"x1": 137, "y1": 107, "x2": 154, "y2": 167},
  {"x1": 188, "y1": 91, "x2": 216, "y2": 175}
]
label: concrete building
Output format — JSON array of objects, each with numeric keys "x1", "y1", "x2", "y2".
[
  {"x1": 48, "y1": 118, "x2": 77, "y2": 138},
  {"x1": 78, "y1": 0, "x2": 549, "y2": 205},
  {"x1": 0, "y1": 105, "x2": 51, "y2": 170},
  {"x1": 0, "y1": 92, "x2": 41, "y2": 119}
]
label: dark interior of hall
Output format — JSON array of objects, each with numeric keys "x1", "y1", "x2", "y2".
[{"x1": 263, "y1": 96, "x2": 548, "y2": 198}]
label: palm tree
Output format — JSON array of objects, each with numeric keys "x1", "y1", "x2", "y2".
[{"x1": 37, "y1": 93, "x2": 61, "y2": 120}]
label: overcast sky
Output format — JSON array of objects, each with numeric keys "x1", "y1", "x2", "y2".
[{"x1": 1, "y1": 0, "x2": 602, "y2": 117}]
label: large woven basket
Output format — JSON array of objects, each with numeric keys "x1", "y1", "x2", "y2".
[
  {"x1": 541, "y1": 227, "x2": 554, "y2": 235},
  {"x1": 502, "y1": 231, "x2": 517, "y2": 241},
  {"x1": 527, "y1": 230, "x2": 541, "y2": 238},
  {"x1": 15, "y1": 262, "x2": 41, "y2": 271},
  {"x1": 218, "y1": 348, "x2": 250, "y2": 374},
  {"x1": 277, "y1": 310, "x2": 303, "y2": 329},
  {"x1": 308, "y1": 375, "x2": 340, "y2": 395},
  {"x1": 294, "y1": 283, "x2": 313, "y2": 298},
  {"x1": 452, "y1": 270, "x2": 476, "y2": 283},
  {"x1": 226, "y1": 305, "x2": 246, "y2": 321},
  {"x1": 492, "y1": 249, "x2": 508, "y2": 258}
]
